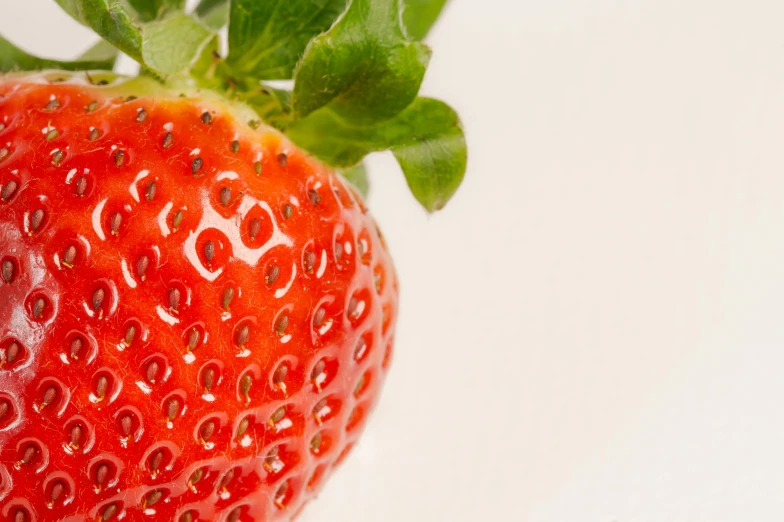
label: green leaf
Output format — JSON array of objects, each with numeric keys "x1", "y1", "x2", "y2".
[
  {"x1": 393, "y1": 121, "x2": 465, "y2": 211},
  {"x1": 292, "y1": 0, "x2": 431, "y2": 124},
  {"x1": 55, "y1": 2, "x2": 213, "y2": 78},
  {"x1": 194, "y1": 0, "x2": 229, "y2": 29},
  {"x1": 0, "y1": 34, "x2": 116, "y2": 72},
  {"x1": 287, "y1": 97, "x2": 465, "y2": 211},
  {"x1": 77, "y1": 39, "x2": 119, "y2": 63},
  {"x1": 55, "y1": 0, "x2": 144, "y2": 63},
  {"x1": 141, "y1": 14, "x2": 215, "y2": 76},
  {"x1": 126, "y1": 0, "x2": 185, "y2": 22},
  {"x1": 186, "y1": 34, "x2": 222, "y2": 78},
  {"x1": 402, "y1": 0, "x2": 449, "y2": 40},
  {"x1": 339, "y1": 162, "x2": 370, "y2": 198},
  {"x1": 227, "y1": 0, "x2": 348, "y2": 80}
]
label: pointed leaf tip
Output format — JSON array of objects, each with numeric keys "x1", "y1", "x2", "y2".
[
  {"x1": 402, "y1": 0, "x2": 450, "y2": 41},
  {"x1": 287, "y1": 97, "x2": 466, "y2": 212},
  {"x1": 77, "y1": 40, "x2": 119, "y2": 64}
]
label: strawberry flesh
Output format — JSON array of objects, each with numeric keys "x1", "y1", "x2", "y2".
[{"x1": 0, "y1": 79, "x2": 398, "y2": 521}]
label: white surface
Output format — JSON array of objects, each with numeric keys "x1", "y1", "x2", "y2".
[{"x1": 6, "y1": 0, "x2": 784, "y2": 520}]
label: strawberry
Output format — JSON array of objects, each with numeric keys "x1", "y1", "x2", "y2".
[{"x1": 0, "y1": 1, "x2": 466, "y2": 521}]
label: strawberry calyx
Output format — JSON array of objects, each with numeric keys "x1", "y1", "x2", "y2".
[{"x1": 0, "y1": 0, "x2": 467, "y2": 211}]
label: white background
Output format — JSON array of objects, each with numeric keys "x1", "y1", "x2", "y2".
[{"x1": 5, "y1": 1, "x2": 784, "y2": 520}]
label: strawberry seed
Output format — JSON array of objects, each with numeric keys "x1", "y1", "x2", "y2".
[
  {"x1": 114, "y1": 150, "x2": 126, "y2": 167},
  {"x1": 2, "y1": 260, "x2": 14, "y2": 283},
  {"x1": 1, "y1": 179, "x2": 17, "y2": 200}
]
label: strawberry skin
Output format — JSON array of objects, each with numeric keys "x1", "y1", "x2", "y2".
[{"x1": 0, "y1": 76, "x2": 398, "y2": 522}]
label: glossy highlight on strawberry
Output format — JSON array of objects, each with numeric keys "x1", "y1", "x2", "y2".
[{"x1": 0, "y1": 76, "x2": 398, "y2": 521}]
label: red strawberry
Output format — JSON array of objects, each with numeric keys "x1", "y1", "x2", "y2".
[
  {"x1": 0, "y1": 1, "x2": 466, "y2": 521},
  {"x1": 0, "y1": 76, "x2": 397, "y2": 521}
]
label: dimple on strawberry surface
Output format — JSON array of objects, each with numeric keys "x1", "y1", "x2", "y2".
[{"x1": 0, "y1": 76, "x2": 398, "y2": 522}]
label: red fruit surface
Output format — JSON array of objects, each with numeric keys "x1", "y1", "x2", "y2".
[{"x1": 0, "y1": 77, "x2": 398, "y2": 522}]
